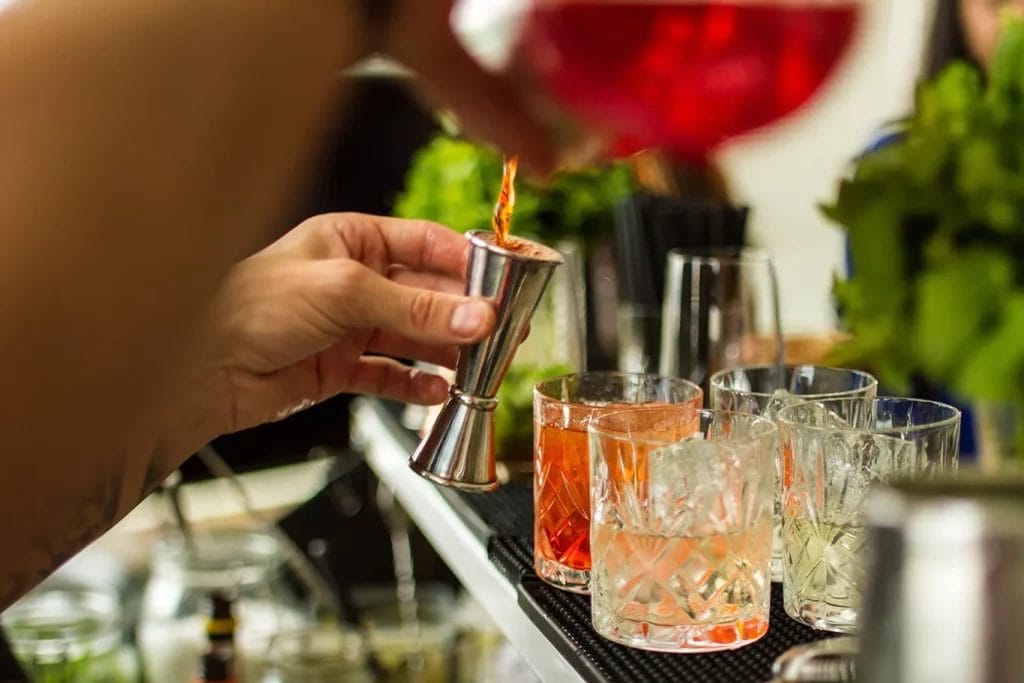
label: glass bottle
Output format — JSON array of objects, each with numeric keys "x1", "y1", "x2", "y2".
[
  {"x1": 138, "y1": 528, "x2": 312, "y2": 683},
  {"x1": 195, "y1": 591, "x2": 238, "y2": 683}
]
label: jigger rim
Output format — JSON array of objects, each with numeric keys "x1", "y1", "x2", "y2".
[
  {"x1": 465, "y1": 230, "x2": 564, "y2": 264},
  {"x1": 409, "y1": 459, "x2": 499, "y2": 493}
]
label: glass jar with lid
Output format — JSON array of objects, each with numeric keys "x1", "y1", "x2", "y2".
[
  {"x1": 2, "y1": 587, "x2": 138, "y2": 682},
  {"x1": 137, "y1": 528, "x2": 312, "y2": 683},
  {"x1": 263, "y1": 626, "x2": 370, "y2": 683}
]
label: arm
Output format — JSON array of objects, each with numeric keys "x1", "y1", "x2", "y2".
[
  {"x1": 0, "y1": 0, "x2": 360, "y2": 607},
  {"x1": 0, "y1": 0, "x2": 553, "y2": 609}
]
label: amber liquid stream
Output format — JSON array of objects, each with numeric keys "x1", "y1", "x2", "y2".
[{"x1": 492, "y1": 154, "x2": 519, "y2": 247}]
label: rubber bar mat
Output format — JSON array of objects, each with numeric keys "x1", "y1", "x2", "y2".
[
  {"x1": 456, "y1": 482, "x2": 534, "y2": 537},
  {"x1": 518, "y1": 576, "x2": 835, "y2": 683},
  {"x1": 488, "y1": 534, "x2": 537, "y2": 585}
]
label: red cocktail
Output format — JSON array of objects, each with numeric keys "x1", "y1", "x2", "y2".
[
  {"x1": 533, "y1": 373, "x2": 702, "y2": 593},
  {"x1": 521, "y1": 0, "x2": 863, "y2": 161}
]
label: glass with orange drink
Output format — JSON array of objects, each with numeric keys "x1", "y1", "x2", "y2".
[{"x1": 532, "y1": 373, "x2": 702, "y2": 592}]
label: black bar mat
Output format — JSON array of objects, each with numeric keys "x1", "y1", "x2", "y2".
[
  {"x1": 456, "y1": 482, "x2": 534, "y2": 537},
  {"x1": 488, "y1": 534, "x2": 536, "y2": 585},
  {"x1": 519, "y1": 577, "x2": 834, "y2": 683}
]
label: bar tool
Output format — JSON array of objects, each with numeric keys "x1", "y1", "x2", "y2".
[
  {"x1": 859, "y1": 474, "x2": 1024, "y2": 683},
  {"x1": 409, "y1": 230, "x2": 563, "y2": 492},
  {"x1": 770, "y1": 637, "x2": 858, "y2": 682}
]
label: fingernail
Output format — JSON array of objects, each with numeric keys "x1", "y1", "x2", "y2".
[
  {"x1": 450, "y1": 301, "x2": 489, "y2": 338},
  {"x1": 421, "y1": 375, "x2": 449, "y2": 404}
]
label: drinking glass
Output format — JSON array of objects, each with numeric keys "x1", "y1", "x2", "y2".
[
  {"x1": 518, "y1": 0, "x2": 866, "y2": 162},
  {"x1": 777, "y1": 397, "x2": 961, "y2": 633},
  {"x1": 496, "y1": 242, "x2": 588, "y2": 478},
  {"x1": 3, "y1": 587, "x2": 139, "y2": 682},
  {"x1": 533, "y1": 372, "x2": 703, "y2": 593},
  {"x1": 264, "y1": 626, "x2": 370, "y2": 683},
  {"x1": 710, "y1": 365, "x2": 878, "y2": 580},
  {"x1": 355, "y1": 584, "x2": 459, "y2": 683},
  {"x1": 659, "y1": 249, "x2": 782, "y2": 393},
  {"x1": 589, "y1": 407, "x2": 776, "y2": 652}
]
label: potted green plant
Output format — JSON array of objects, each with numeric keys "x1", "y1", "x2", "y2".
[
  {"x1": 395, "y1": 133, "x2": 635, "y2": 467},
  {"x1": 824, "y1": 18, "x2": 1024, "y2": 469}
]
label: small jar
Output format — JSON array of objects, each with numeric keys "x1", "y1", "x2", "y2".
[
  {"x1": 2, "y1": 587, "x2": 137, "y2": 682},
  {"x1": 138, "y1": 528, "x2": 312, "y2": 683},
  {"x1": 263, "y1": 626, "x2": 370, "y2": 683},
  {"x1": 355, "y1": 584, "x2": 457, "y2": 683}
]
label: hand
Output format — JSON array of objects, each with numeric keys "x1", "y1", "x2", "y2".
[
  {"x1": 379, "y1": 1, "x2": 558, "y2": 174},
  {"x1": 198, "y1": 213, "x2": 495, "y2": 437}
]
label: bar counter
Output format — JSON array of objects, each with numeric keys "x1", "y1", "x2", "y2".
[{"x1": 351, "y1": 398, "x2": 835, "y2": 683}]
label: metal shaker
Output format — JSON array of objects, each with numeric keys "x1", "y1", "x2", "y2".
[
  {"x1": 859, "y1": 475, "x2": 1024, "y2": 683},
  {"x1": 409, "y1": 230, "x2": 562, "y2": 492}
]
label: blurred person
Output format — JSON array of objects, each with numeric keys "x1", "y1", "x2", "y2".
[
  {"x1": 933, "y1": 0, "x2": 1024, "y2": 76},
  {"x1": 0, "y1": 1, "x2": 558, "y2": 610}
]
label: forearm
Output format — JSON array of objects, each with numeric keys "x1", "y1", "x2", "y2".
[{"x1": 0, "y1": 1, "x2": 360, "y2": 608}]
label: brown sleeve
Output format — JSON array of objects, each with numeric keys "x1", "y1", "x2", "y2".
[{"x1": 0, "y1": 0, "x2": 359, "y2": 610}]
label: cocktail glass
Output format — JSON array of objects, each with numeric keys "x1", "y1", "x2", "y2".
[
  {"x1": 776, "y1": 397, "x2": 960, "y2": 632},
  {"x1": 533, "y1": 372, "x2": 702, "y2": 593},
  {"x1": 520, "y1": 0, "x2": 866, "y2": 162},
  {"x1": 589, "y1": 407, "x2": 776, "y2": 652},
  {"x1": 709, "y1": 365, "x2": 877, "y2": 580}
]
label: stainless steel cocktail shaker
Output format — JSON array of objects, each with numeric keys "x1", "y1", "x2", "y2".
[{"x1": 860, "y1": 475, "x2": 1024, "y2": 683}]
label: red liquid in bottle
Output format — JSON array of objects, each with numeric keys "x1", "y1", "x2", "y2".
[{"x1": 522, "y1": 1, "x2": 861, "y2": 161}]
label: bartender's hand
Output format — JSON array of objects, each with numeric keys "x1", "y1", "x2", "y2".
[
  {"x1": 377, "y1": 1, "x2": 558, "y2": 174},
  {"x1": 198, "y1": 213, "x2": 495, "y2": 437}
]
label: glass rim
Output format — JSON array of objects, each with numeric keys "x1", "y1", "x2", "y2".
[
  {"x1": 709, "y1": 364, "x2": 879, "y2": 400},
  {"x1": 533, "y1": 371, "x2": 703, "y2": 407},
  {"x1": 268, "y1": 625, "x2": 366, "y2": 671},
  {"x1": 588, "y1": 406, "x2": 777, "y2": 448},
  {"x1": 666, "y1": 246, "x2": 772, "y2": 267},
  {"x1": 776, "y1": 396, "x2": 962, "y2": 435},
  {"x1": 2, "y1": 587, "x2": 123, "y2": 656},
  {"x1": 152, "y1": 528, "x2": 284, "y2": 586}
]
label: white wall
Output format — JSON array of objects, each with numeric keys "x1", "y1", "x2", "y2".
[{"x1": 717, "y1": 0, "x2": 937, "y2": 332}]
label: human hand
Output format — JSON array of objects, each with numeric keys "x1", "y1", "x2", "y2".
[
  {"x1": 196, "y1": 213, "x2": 495, "y2": 437},
  {"x1": 377, "y1": 1, "x2": 560, "y2": 174}
]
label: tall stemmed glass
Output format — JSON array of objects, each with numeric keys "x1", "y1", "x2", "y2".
[{"x1": 519, "y1": 0, "x2": 866, "y2": 162}]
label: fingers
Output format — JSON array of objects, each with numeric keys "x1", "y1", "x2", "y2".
[
  {"x1": 389, "y1": 266, "x2": 465, "y2": 296},
  {"x1": 365, "y1": 329, "x2": 460, "y2": 369},
  {"x1": 416, "y1": 51, "x2": 555, "y2": 175},
  {"x1": 365, "y1": 216, "x2": 470, "y2": 277},
  {"x1": 346, "y1": 356, "x2": 450, "y2": 405},
  {"x1": 334, "y1": 262, "x2": 495, "y2": 344},
  {"x1": 386, "y1": 8, "x2": 555, "y2": 176},
  {"x1": 266, "y1": 214, "x2": 471, "y2": 280}
]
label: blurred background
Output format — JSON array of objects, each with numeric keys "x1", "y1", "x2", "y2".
[{"x1": 0, "y1": 1, "x2": 952, "y2": 681}]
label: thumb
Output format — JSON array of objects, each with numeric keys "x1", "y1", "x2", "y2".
[{"x1": 338, "y1": 263, "x2": 495, "y2": 344}]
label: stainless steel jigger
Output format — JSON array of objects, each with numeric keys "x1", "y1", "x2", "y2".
[{"x1": 409, "y1": 230, "x2": 563, "y2": 492}]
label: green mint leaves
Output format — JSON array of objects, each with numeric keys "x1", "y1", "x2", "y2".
[
  {"x1": 394, "y1": 134, "x2": 634, "y2": 246},
  {"x1": 824, "y1": 18, "x2": 1024, "y2": 407}
]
